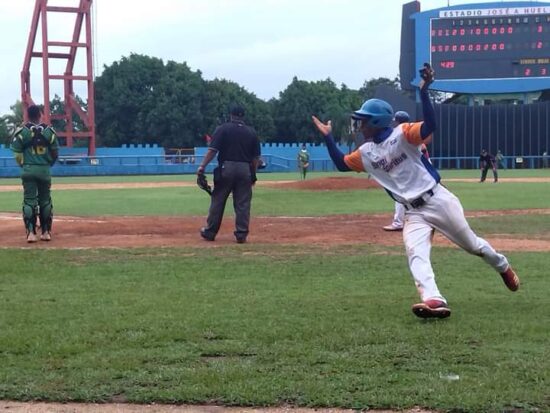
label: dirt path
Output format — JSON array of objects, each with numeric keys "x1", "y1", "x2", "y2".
[
  {"x1": 0, "y1": 402, "x2": 435, "y2": 413},
  {"x1": 0, "y1": 175, "x2": 545, "y2": 192},
  {"x1": 0, "y1": 208, "x2": 548, "y2": 251}
]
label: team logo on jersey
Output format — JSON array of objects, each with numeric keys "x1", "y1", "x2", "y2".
[{"x1": 371, "y1": 152, "x2": 408, "y2": 172}]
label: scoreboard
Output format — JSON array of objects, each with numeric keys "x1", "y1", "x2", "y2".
[
  {"x1": 411, "y1": 2, "x2": 550, "y2": 93},
  {"x1": 431, "y1": 13, "x2": 550, "y2": 80}
]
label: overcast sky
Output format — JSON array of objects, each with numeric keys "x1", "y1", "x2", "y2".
[{"x1": 0, "y1": 0, "x2": 526, "y2": 116}]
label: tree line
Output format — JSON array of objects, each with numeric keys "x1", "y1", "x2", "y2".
[{"x1": 1, "y1": 53, "x2": 400, "y2": 148}]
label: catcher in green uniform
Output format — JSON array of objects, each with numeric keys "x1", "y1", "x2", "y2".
[{"x1": 10, "y1": 105, "x2": 59, "y2": 243}]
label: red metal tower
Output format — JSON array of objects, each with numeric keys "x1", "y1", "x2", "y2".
[{"x1": 21, "y1": 0, "x2": 96, "y2": 156}]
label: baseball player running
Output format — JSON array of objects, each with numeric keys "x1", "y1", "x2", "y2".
[{"x1": 312, "y1": 64, "x2": 519, "y2": 319}]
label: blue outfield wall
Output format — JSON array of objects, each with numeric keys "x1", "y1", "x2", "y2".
[
  {"x1": 0, "y1": 143, "x2": 546, "y2": 177},
  {"x1": 0, "y1": 143, "x2": 346, "y2": 177}
]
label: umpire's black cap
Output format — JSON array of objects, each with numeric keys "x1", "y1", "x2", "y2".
[{"x1": 230, "y1": 104, "x2": 245, "y2": 117}]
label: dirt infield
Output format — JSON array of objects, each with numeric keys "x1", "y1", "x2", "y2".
[
  {"x1": 0, "y1": 209, "x2": 548, "y2": 251},
  {"x1": 0, "y1": 177, "x2": 548, "y2": 251},
  {"x1": 0, "y1": 402, "x2": 436, "y2": 413}
]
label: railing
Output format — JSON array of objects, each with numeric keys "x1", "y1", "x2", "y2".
[{"x1": 0, "y1": 154, "x2": 548, "y2": 177}]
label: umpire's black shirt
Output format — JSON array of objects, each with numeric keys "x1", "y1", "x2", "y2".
[
  {"x1": 479, "y1": 153, "x2": 495, "y2": 167},
  {"x1": 210, "y1": 120, "x2": 260, "y2": 163}
]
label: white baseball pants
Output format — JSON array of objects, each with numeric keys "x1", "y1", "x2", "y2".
[
  {"x1": 392, "y1": 202, "x2": 406, "y2": 227},
  {"x1": 402, "y1": 184, "x2": 509, "y2": 303}
]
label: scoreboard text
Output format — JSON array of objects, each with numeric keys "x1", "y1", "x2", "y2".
[{"x1": 430, "y1": 12, "x2": 550, "y2": 80}]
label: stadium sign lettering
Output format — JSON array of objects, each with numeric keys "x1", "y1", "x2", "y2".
[{"x1": 439, "y1": 7, "x2": 550, "y2": 18}]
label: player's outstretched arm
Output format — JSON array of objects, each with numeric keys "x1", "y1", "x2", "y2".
[
  {"x1": 419, "y1": 63, "x2": 436, "y2": 140},
  {"x1": 312, "y1": 116, "x2": 351, "y2": 172}
]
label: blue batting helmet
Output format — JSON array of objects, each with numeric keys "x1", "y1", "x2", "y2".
[
  {"x1": 352, "y1": 99, "x2": 394, "y2": 128},
  {"x1": 394, "y1": 111, "x2": 410, "y2": 124}
]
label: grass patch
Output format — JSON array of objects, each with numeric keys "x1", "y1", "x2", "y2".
[
  {"x1": 440, "y1": 168, "x2": 550, "y2": 179},
  {"x1": 0, "y1": 175, "x2": 549, "y2": 216},
  {"x1": 0, "y1": 170, "x2": 548, "y2": 411},
  {"x1": 443, "y1": 181, "x2": 550, "y2": 211},
  {"x1": 469, "y1": 213, "x2": 550, "y2": 238},
  {"x1": 0, "y1": 245, "x2": 548, "y2": 411}
]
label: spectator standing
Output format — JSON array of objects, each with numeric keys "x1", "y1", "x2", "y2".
[
  {"x1": 10, "y1": 105, "x2": 58, "y2": 242},
  {"x1": 495, "y1": 149, "x2": 505, "y2": 169},
  {"x1": 297, "y1": 144, "x2": 310, "y2": 180},
  {"x1": 197, "y1": 104, "x2": 261, "y2": 243}
]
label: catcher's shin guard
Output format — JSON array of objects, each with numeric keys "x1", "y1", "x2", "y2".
[
  {"x1": 39, "y1": 198, "x2": 53, "y2": 233},
  {"x1": 22, "y1": 202, "x2": 38, "y2": 235}
]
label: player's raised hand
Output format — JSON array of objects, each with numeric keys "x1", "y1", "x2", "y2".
[
  {"x1": 419, "y1": 62, "x2": 435, "y2": 91},
  {"x1": 312, "y1": 116, "x2": 332, "y2": 136}
]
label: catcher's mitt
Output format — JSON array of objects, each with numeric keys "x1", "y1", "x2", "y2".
[{"x1": 197, "y1": 172, "x2": 212, "y2": 196}]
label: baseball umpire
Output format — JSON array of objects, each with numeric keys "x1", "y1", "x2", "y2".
[
  {"x1": 479, "y1": 149, "x2": 498, "y2": 183},
  {"x1": 312, "y1": 64, "x2": 519, "y2": 319},
  {"x1": 197, "y1": 104, "x2": 261, "y2": 243}
]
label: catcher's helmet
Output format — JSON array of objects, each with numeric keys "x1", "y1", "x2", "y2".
[
  {"x1": 394, "y1": 111, "x2": 410, "y2": 124},
  {"x1": 352, "y1": 99, "x2": 394, "y2": 128}
]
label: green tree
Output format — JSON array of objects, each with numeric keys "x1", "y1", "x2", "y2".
[
  {"x1": 141, "y1": 60, "x2": 206, "y2": 148},
  {"x1": 273, "y1": 77, "x2": 361, "y2": 143},
  {"x1": 202, "y1": 79, "x2": 275, "y2": 142},
  {"x1": 0, "y1": 117, "x2": 10, "y2": 143},
  {"x1": 95, "y1": 54, "x2": 276, "y2": 148},
  {"x1": 358, "y1": 76, "x2": 401, "y2": 100},
  {"x1": 0, "y1": 101, "x2": 24, "y2": 143},
  {"x1": 92, "y1": 54, "x2": 412, "y2": 148},
  {"x1": 95, "y1": 54, "x2": 170, "y2": 147}
]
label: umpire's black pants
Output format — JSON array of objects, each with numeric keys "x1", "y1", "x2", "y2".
[
  {"x1": 203, "y1": 161, "x2": 253, "y2": 240},
  {"x1": 480, "y1": 164, "x2": 498, "y2": 182}
]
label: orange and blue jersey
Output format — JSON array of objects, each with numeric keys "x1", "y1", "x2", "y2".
[
  {"x1": 343, "y1": 122, "x2": 440, "y2": 203},
  {"x1": 321, "y1": 86, "x2": 438, "y2": 203}
]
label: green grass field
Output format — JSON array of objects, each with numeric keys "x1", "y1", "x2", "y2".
[{"x1": 0, "y1": 170, "x2": 548, "y2": 412}]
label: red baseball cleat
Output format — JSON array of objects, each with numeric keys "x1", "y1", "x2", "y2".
[
  {"x1": 500, "y1": 266, "x2": 520, "y2": 291},
  {"x1": 412, "y1": 299, "x2": 451, "y2": 319}
]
